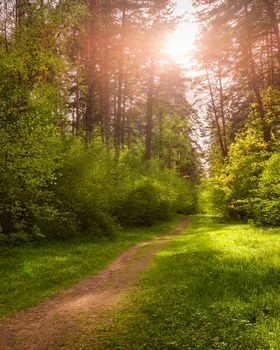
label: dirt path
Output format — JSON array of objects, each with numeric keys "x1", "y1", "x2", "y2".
[{"x1": 0, "y1": 217, "x2": 190, "y2": 350}]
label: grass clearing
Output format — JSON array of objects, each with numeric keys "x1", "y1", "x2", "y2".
[
  {"x1": 0, "y1": 215, "x2": 184, "y2": 319},
  {"x1": 97, "y1": 215, "x2": 280, "y2": 349}
]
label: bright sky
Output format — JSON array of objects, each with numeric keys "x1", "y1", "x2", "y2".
[
  {"x1": 164, "y1": 0, "x2": 198, "y2": 63},
  {"x1": 164, "y1": 1, "x2": 205, "y2": 148}
]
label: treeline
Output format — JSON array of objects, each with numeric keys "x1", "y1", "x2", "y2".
[
  {"x1": 0, "y1": 1, "x2": 199, "y2": 243},
  {"x1": 194, "y1": 0, "x2": 280, "y2": 225}
]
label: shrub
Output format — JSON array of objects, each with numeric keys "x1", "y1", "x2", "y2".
[
  {"x1": 1, "y1": 133, "x2": 196, "y2": 243},
  {"x1": 116, "y1": 177, "x2": 171, "y2": 226},
  {"x1": 251, "y1": 152, "x2": 280, "y2": 226}
]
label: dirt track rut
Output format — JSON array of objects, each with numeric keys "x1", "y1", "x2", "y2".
[{"x1": 0, "y1": 217, "x2": 190, "y2": 350}]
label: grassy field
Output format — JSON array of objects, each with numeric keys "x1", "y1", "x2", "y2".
[
  {"x1": 0, "y1": 215, "x2": 184, "y2": 319},
  {"x1": 96, "y1": 215, "x2": 280, "y2": 350}
]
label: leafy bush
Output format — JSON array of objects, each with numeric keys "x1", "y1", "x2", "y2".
[
  {"x1": 251, "y1": 152, "x2": 280, "y2": 226},
  {"x1": 0, "y1": 131, "x2": 196, "y2": 243},
  {"x1": 116, "y1": 170, "x2": 195, "y2": 226},
  {"x1": 205, "y1": 86, "x2": 280, "y2": 225},
  {"x1": 205, "y1": 121, "x2": 269, "y2": 220},
  {"x1": 51, "y1": 141, "x2": 196, "y2": 234},
  {"x1": 0, "y1": 87, "x2": 63, "y2": 243},
  {"x1": 48, "y1": 138, "x2": 121, "y2": 238},
  {"x1": 117, "y1": 177, "x2": 172, "y2": 226}
]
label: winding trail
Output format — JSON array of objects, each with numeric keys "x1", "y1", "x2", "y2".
[{"x1": 0, "y1": 217, "x2": 190, "y2": 350}]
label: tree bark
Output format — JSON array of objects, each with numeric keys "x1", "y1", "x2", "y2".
[
  {"x1": 217, "y1": 60, "x2": 228, "y2": 156},
  {"x1": 100, "y1": 1, "x2": 111, "y2": 142},
  {"x1": 121, "y1": 67, "x2": 128, "y2": 145},
  {"x1": 116, "y1": 0, "x2": 126, "y2": 148},
  {"x1": 244, "y1": 3, "x2": 271, "y2": 144},
  {"x1": 127, "y1": 99, "x2": 132, "y2": 149},
  {"x1": 145, "y1": 56, "x2": 155, "y2": 161},
  {"x1": 84, "y1": 0, "x2": 100, "y2": 142},
  {"x1": 76, "y1": 45, "x2": 81, "y2": 134},
  {"x1": 16, "y1": 0, "x2": 25, "y2": 25},
  {"x1": 263, "y1": 0, "x2": 280, "y2": 78},
  {"x1": 205, "y1": 65, "x2": 226, "y2": 158},
  {"x1": 3, "y1": 0, "x2": 9, "y2": 51}
]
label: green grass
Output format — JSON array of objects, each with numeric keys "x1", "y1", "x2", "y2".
[
  {"x1": 97, "y1": 215, "x2": 280, "y2": 350},
  {"x1": 0, "y1": 215, "x2": 184, "y2": 319}
]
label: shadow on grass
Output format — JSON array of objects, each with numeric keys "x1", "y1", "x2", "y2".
[
  {"x1": 106, "y1": 216, "x2": 280, "y2": 350},
  {"x1": 0, "y1": 215, "x2": 184, "y2": 319}
]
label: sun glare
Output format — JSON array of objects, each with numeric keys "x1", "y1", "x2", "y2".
[{"x1": 163, "y1": 24, "x2": 197, "y2": 61}]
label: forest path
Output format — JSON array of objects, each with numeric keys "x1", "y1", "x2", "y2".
[{"x1": 0, "y1": 217, "x2": 190, "y2": 350}]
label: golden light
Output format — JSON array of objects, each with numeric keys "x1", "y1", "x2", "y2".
[{"x1": 163, "y1": 24, "x2": 197, "y2": 60}]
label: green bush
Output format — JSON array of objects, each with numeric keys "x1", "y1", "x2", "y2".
[
  {"x1": 116, "y1": 170, "x2": 195, "y2": 227},
  {"x1": 205, "y1": 87, "x2": 280, "y2": 225},
  {"x1": 49, "y1": 138, "x2": 120, "y2": 238},
  {"x1": 251, "y1": 152, "x2": 280, "y2": 226},
  {"x1": 205, "y1": 123, "x2": 269, "y2": 220},
  {"x1": 117, "y1": 177, "x2": 171, "y2": 226},
  {"x1": 0, "y1": 132, "x2": 196, "y2": 243},
  {"x1": 0, "y1": 103, "x2": 63, "y2": 243}
]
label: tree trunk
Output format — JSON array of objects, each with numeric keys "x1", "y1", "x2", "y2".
[
  {"x1": 16, "y1": 0, "x2": 26, "y2": 25},
  {"x1": 76, "y1": 45, "x2": 81, "y2": 134},
  {"x1": 100, "y1": 1, "x2": 111, "y2": 142},
  {"x1": 159, "y1": 109, "x2": 163, "y2": 158},
  {"x1": 217, "y1": 60, "x2": 228, "y2": 156},
  {"x1": 3, "y1": 0, "x2": 9, "y2": 51},
  {"x1": 145, "y1": 56, "x2": 155, "y2": 161},
  {"x1": 115, "y1": 1, "x2": 126, "y2": 148},
  {"x1": 266, "y1": 31, "x2": 272, "y2": 85},
  {"x1": 121, "y1": 67, "x2": 128, "y2": 145},
  {"x1": 205, "y1": 65, "x2": 226, "y2": 158},
  {"x1": 127, "y1": 98, "x2": 133, "y2": 149},
  {"x1": 84, "y1": 0, "x2": 100, "y2": 142},
  {"x1": 264, "y1": 0, "x2": 280, "y2": 78},
  {"x1": 244, "y1": 3, "x2": 271, "y2": 144}
]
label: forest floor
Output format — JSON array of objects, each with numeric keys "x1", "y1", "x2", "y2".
[
  {"x1": 2, "y1": 216, "x2": 280, "y2": 350},
  {"x1": 95, "y1": 215, "x2": 280, "y2": 349},
  {"x1": 0, "y1": 217, "x2": 190, "y2": 350}
]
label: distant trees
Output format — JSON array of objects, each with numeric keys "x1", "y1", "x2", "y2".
[
  {"x1": 193, "y1": 0, "x2": 280, "y2": 157},
  {"x1": 0, "y1": 0, "x2": 200, "y2": 243},
  {"x1": 194, "y1": 0, "x2": 280, "y2": 224},
  {"x1": 78, "y1": 0, "x2": 178, "y2": 152}
]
